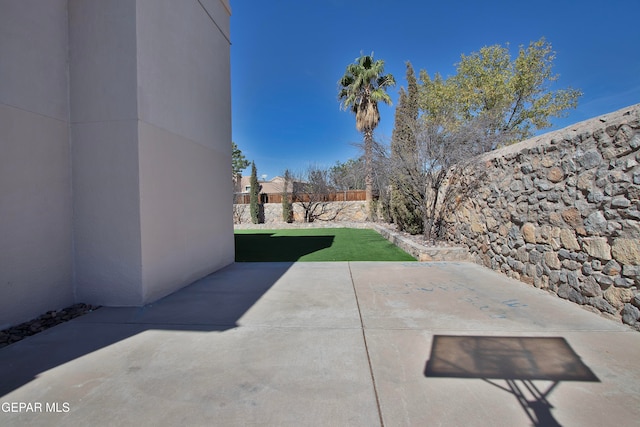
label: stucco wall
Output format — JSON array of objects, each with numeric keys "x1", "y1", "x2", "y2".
[
  {"x1": 70, "y1": 0, "x2": 234, "y2": 305},
  {"x1": 69, "y1": 0, "x2": 144, "y2": 305},
  {"x1": 1, "y1": 0, "x2": 233, "y2": 327},
  {"x1": 443, "y1": 104, "x2": 640, "y2": 329},
  {"x1": 0, "y1": 0, "x2": 74, "y2": 328},
  {"x1": 136, "y1": 0, "x2": 234, "y2": 302}
]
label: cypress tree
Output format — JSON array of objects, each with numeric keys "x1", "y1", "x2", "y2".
[
  {"x1": 390, "y1": 62, "x2": 423, "y2": 234},
  {"x1": 249, "y1": 161, "x2": 260, "y2": 224}
]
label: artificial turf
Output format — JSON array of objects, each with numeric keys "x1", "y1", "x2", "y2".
[{"x1": 234, "y1": 228, "x2": 416, "y2": 262}]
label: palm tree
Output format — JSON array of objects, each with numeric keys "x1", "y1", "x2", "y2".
[{"x1": 338, "y1": 53, "x2": 395, "y2": 218}]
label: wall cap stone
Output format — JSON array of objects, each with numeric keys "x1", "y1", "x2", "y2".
[{"x1": 480, "y1": 103, "x2": 640, "y2": 161}]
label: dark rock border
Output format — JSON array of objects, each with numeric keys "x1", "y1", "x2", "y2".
[{"x1": 0, "y1": 303, "x2": 100, "y2": 349}]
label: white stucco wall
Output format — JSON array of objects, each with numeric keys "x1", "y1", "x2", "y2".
[
  {"x1": 71, "y1": 120, "x2": 144, "y2": 305},
  {"x1": 68, "y1": 0, "x2": 144, "y2": 305},
  {"x1": 0, "y1": 0, "x2": 74, "y2": 328},
  {"x1": 136, "y1": 0, "x2": 234, "y2": 302},
  {"x1": 1, "y1": 0, "x2": 233, "y2": 325},
  {"x1": 70, "y1": 0, "x2": 233, "y2": 305}
]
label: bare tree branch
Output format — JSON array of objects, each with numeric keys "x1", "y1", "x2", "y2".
[{"x1": 292, "y1": 165, "x2": 347, "y2": 223}]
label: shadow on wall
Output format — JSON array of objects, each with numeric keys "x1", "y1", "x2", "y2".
[
  {"x1": 425, "y1": 335, "x2": 599, "y2": 427},
  {"x1": 0, "y1": 262, "x2": 293, "y2": 396}
]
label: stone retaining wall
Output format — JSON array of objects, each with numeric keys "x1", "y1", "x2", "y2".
[
  {"x1": 442, "y1": 104, "x2": 640, "y2": 329},
  {"x1": 233, "y1": 201, "x2": 368, "y2": 224},
  {"x1": 372, "y1": 225, "x2": 469, "y2": 262}
]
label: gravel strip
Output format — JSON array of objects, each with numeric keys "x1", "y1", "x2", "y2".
[{"x1": 0, "y1": 303, "x2": 100, "y2": 349}]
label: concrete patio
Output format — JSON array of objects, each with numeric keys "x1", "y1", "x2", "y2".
[{"x1": 1, "y1": 261, "x2": 639, "y2": 426}]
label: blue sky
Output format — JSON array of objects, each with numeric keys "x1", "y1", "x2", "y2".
[{"x1": 231, "y1": 0, "x2": 639, "y2": 180}]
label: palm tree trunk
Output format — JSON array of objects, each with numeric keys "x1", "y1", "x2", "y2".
[{"x1": 364, "y1": 129, "x2": 373, "y2": 220}]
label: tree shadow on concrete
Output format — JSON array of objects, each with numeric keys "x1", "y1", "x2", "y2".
[
  {"x1": 424, "y1": 335, "x2": 599, "y2": 427},
  {"x1": 235, "y1": 233, "x2": 334, "y2": 261},
  {"x1": 0, "y1": 262, "x2": 294, "y2": 396}
]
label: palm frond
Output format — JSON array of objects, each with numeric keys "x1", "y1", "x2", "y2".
[
  {"x1": 338, "y1": 52, "x2": 395, "y2": 128},
  {"x1": 370, "y1": 89, "x2": 393, "y2": 105},
  {"x1": 377, "y1": 74, "x2": 396, "y2": 88}
]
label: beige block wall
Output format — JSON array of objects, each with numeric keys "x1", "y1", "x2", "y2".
[{"x1": 0, "y1": 1, "x2": 74, "y2": 328}]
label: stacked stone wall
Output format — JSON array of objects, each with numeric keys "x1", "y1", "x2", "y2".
[
  {"x1": 233, "y1": 201, "x2": 368, "y2": 224},
  {"x1": 443, "y1": 104, "x2": 640, "y2": 329}
]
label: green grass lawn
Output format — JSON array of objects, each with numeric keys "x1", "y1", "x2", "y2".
[{"x1": 235, "y1": 228, "x2": 416, "y2": 262}]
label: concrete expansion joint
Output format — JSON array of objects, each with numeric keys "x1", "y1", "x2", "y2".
[
  {"x1": 348, "y1": 262, "x2": 385, "y2": 427},
  {"x1": 236, "y1": 325, "x2": 364, "y2": 331}
]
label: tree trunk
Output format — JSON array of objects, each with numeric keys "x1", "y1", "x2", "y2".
[{"x1": 364, "y1": 129, "x2": 373, "y2": 220}]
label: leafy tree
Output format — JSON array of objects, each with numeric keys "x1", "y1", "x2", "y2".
[
  {"x1": 385, "y1": 37, "x2": 582, "y2": 239},
  {"x1": 249, "y1": 161, "x2": 261, "y2": 224},
  {"x1": 390, "y1": 62, "x2": 423, "y2": 234},
  {"x1": 419, "y1": 37, "x2": 581, "y2": 144},
  {"x1": 338, "y1": 53, "x2": 395, "y2": 217},
  {"x1": 282, "y1": 169, "x2": 293, "y2": 223},
  {"x1": 232, "y1": 141, "x2": 250, "y2": 177},
  {"x1": 390, "y1": 56, "x2": 525, "y2": 239}
]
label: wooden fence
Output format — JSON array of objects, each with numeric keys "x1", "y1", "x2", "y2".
[{"x1": 234, "y1": 190, "x2": 367, "y2": 204}]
